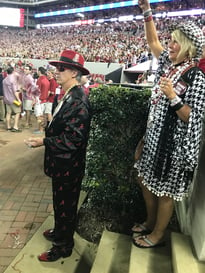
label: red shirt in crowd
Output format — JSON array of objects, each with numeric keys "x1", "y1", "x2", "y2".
[
  {"x1": 47, "y1": 77, "x2": 58, "y2": 103},
  {"x1": 37, "y1": 75, "x2": 50, "y2": 103}
]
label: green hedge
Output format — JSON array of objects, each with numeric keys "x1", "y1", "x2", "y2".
[{"x1": 83, "y1": 85, "x2": 151, "y2": 218}]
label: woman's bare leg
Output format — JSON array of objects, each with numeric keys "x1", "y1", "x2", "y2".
[
  {"x1": 137, "y1": 178, "x2": 158, "y2": 230},
  {"x1": 134, "y1": 195, "x2": 174, "y2": 246}
]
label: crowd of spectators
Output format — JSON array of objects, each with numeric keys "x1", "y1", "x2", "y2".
[
  {"x1": 0, "y1": 15, "x2": 205, "y2": 68},
  {"x1": 0, "y1": 15, "x2": 204, "y2": 68}
]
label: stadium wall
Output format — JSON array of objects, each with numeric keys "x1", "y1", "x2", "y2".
[{"x1": 0, "y1": 57, "x2": 123, "y2": 82}]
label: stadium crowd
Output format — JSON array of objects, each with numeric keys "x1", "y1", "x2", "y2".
[
  {"x1": 0, "y1": 12, "x2": 204, "y2": 131},
  {"x1": 0, "y1": 16, "x2": 204, "y2": 66}
]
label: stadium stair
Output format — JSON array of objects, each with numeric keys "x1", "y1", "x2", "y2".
[
  {"x1": 171, "y1": 232, "x2": 205, "y2": 273},
  {"x1": 90, "y1": 229, "x2": 205, "y2": 273},
  {"x1": 4, "y1": 193, "x2": 205, "y2": 273}
]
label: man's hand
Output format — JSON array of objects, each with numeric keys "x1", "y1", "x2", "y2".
[{"x1": 24, "y1": 137, "x2": 44, "y2": 148}]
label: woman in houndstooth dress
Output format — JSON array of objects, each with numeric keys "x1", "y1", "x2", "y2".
[{"x1": 132, "y1": 0, "x2": 205, "y2": 248}]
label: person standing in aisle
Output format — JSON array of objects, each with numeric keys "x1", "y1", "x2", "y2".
[
  {"x1": 3, "y1": 66, "x2": 22, "y2": 132},
  {"x1": 25, "y1": 50, "x2": 92, "y2": 262},
  {"x1": 34, "y1": 67, "x2": 50, "y2": 133},
  {"x1": 21, "y1": 65, "x2": 39, "y2": 128},
  {"x1": 0, "y1": 67, "x2": 5, "y2": 121}
]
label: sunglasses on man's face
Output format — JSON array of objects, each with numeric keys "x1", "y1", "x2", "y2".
[{"x1": 56, "y1": 65, "x2": 71, "y2": 72}]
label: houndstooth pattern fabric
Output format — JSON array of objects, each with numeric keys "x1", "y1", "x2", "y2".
[{"x1": 135, "y1": 50, "x2": 205, "y2": 201}]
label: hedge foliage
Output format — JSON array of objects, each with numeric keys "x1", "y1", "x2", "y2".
[{"x1": 83, "y1": 85, "x2": 151, "y2": 217}]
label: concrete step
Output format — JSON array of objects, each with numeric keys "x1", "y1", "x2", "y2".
[
  {"x1": 129, "y1": 232, "x2": 172, "y2": 273},
  {"x1": 3, "y1": 191, "x2": 98, "y2": 273},
  {"x1": 3, "y1": 215, "x2": 97, "y2": 273},
  {"x1": 171, "y1": 232, "x2": 205, "y2": 273},
  {"x1": 90, "y1": 230, "x2": 131, "y2": 273}
]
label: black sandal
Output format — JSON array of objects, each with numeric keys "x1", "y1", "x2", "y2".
[
  {"x1": 11, "y1": 128, "x2": 22, "y2": 132},
  {"x1": 131, "y1": 223, "x2": 152, "y2": 235}
]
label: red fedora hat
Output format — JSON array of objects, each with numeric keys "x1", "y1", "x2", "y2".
[{"x1": 49, "y1": 50, "x2": 90, "y2": 75}]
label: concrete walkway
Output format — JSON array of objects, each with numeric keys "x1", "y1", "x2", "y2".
[
  {"x1": 3, "y1": 199, "x2": 97, "y2": 273},
  {"x1": 0, "y1": 116, "x2": 59, "y2": 272}
]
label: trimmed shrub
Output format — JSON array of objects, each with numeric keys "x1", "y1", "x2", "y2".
[{"x1": 83, "y1": 84, "x2": 151, "y2": 220}]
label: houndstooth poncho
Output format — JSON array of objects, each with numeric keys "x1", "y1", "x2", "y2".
[{"x1": 135, "y1": 50, "x2": 205, "y2": 201}]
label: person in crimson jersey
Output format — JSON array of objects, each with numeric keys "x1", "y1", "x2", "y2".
[
  {"x1": 25, "y1": 50, "x2": 92, "y2": 262},
  {"x1": 35, "y1": 67, "x2": 50, "y2": 133}
]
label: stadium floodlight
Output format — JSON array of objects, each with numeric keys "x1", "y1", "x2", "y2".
[
  {"x1": 135, "y1": 15, "x2": 143, "y2": 20},
  {"x1": 34, "y1": 0, "x2": 173, "y2": 18},
  {"x1": 37, "y1": 19, "x2": 95, "y2": 28},
  {"x1": 97, "y1": 19, "x2": 105, "y2": 23},
  {"x1": 118, "y1": 15, "x2": 134, "y2": 21},
  {"x1": 110, "y1": 18, "x2": 118, "y2": 22},
  {"x1": 167, "y1": 9, "x2": 204, "y2": 17},
  {"x1": 35, "y1": 6, "x2": 205, "y2": 29},
  {"x1": 76, "y1": 13, "x2": 84, "y2": 18},
  {"x1": 155, "y1": 13, "x2": 162, "y2": 18}
]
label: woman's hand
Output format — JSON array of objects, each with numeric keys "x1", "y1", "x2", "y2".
[
  {"x1": 138, "y1": 0, "x2": 151, "y2": 12},
  {"x1": 160, "y1": 76, "x2": 191, "y2": 122},
  {"x1": 160, "y1": 77, "x2": 176, "y2": 100}
]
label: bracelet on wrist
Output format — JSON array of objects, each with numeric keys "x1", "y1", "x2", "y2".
[
  {"x1": 171, "y1": 101, "x2": 184, "y2": 111},
  {"x1": 169, "y1": 95, "x2": 182, "y2": 106},
  {"x1": 144, "y1": 15, "x2": 153, "y2": 22},
  {"x1": 143, "y1": 8, "x2": 152, "y2": 16},
  {"x1": 144, "y1": 11, "x2": 152, "y2": 19}
]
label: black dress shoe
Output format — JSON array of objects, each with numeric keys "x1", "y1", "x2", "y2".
[
  {"x1": 43, "y1": 229, "x2": 55, "y2": 241},
  {"x1": 38, "y1": 245, "x2": 73, "y2": 262}
]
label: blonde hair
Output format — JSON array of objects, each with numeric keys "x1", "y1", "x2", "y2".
[{"x1": 171, "y1": 29, "x2": 197, "y2": 61}]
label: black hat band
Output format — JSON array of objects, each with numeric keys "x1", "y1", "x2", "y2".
[{"x1": 60, "y1": 56, "x2": 83, "y2": 67}]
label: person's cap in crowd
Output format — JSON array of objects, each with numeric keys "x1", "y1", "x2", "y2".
[
  {"x1": 169, "y1": 21, "x2": 205, "y2": 58},
  {"x1": 49, "y1": 50, "x2": 89, "y2": 75}
]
